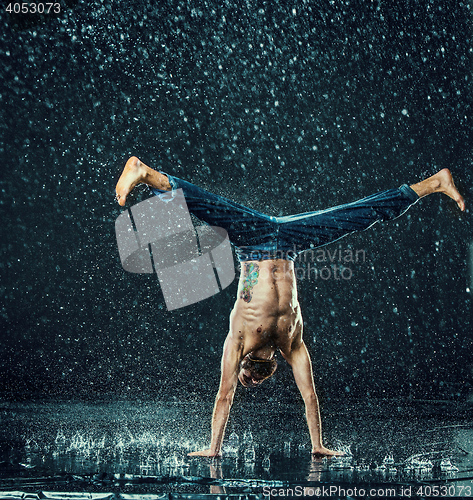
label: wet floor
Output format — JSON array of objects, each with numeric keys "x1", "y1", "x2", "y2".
[{"x1": 1, "y1": 399, "x2": 473, "y2": 498}]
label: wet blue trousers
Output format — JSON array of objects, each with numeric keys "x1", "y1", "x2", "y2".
[{"x1": 151, "y1": 175, "x2": 419, "y2": 262}]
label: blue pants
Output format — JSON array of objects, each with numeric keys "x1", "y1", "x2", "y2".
[{"x1": 151, "y1": 175, "x2": 419, "y2": 262}]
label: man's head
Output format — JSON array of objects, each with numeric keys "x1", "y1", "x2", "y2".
[{"x1": 238, "y1": 353, "x2": 278, "y2": 387}]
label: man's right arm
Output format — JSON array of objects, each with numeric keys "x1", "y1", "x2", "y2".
[
  {"x1": 188, "y1": 335, "x2": 241, "y2": 457},
  {"x1": 284, "y1": 339, "x2": 343, "y2": 457}
]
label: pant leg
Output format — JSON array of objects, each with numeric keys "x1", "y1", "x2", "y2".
[
  {"x1": 150, "y1": 174, "x2": 279, "y2": 253},
  {"x1": 276, "y1": 185, "x2": 419, "y2": 257}
]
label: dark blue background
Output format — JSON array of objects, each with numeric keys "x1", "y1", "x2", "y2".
[{"x1": 1, "y1": 0, "x2": 472, "y2": 403}]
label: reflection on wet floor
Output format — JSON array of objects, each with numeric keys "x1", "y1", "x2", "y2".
[{"x1": 1, "y1": 400, "x2": 473, "y2": 497}]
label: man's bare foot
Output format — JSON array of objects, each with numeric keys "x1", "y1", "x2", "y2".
[
  {"x1": 115, "y1": 156, "x2": 171, "y2": 206},
  {"x1": 311, "y1": 446, "x2": 345, "y2": 457},
  {"x1": 410, "y1": 169, "x2": 465, "y2": 211}
]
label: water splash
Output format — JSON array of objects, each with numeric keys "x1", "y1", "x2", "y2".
[{"x1": 224, "y1": 431, "x2": 239, "y2": 458}]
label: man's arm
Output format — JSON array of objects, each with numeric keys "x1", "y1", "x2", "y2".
[
  {"x1": 188, "y1": 335, "x2": 241, "y2": 457},
  {"x1": 283, "y1": 340, "x2": 343, "y2": 456}
]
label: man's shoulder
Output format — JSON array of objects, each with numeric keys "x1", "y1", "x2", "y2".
[
  {"x1": 276, "y1": 322, "x2": 304, "y2": 356},
  {"x1": 224, "y1": 331, "x2": 244, "y2": 350}
]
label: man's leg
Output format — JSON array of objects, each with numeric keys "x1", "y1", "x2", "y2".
[
  {"x1": 276, "y1": 169, "x2": 465, "y2": 257},
  {"x1": 117, "y1": 161, "x2": 464, "y2": 213},
  {"x1": 116, "y1": 160, "x2": 465, "y2": 256},
  {"x1": 409, "y1": 169, "x2": 465, "y2": 211},
  {"x1": 115, "y1": 157, "x2": 171, "y2": 206},
  {"x1": 115, "y1": 157, "x2": 278, "y2": 255}
]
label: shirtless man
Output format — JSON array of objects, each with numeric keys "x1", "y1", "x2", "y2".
[{"x1": 115, "y1": 157, "x2": 465, "y2": 457}]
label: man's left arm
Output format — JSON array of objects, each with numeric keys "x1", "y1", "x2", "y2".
[{"x1": 188, "y1": 334, "x2": 241, "y2": 457}]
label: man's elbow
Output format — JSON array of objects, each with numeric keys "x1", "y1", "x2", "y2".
[
  {"x1": 302, "y1": 392, "x2": 319, "y2": 405},
  {"x1": 216, "y1": 390, "x2": 235, "y2": 406}
]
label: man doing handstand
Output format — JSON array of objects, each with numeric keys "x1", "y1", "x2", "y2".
[{"x1": 115, "y1": 157, "x2": 465, "y2": 457}]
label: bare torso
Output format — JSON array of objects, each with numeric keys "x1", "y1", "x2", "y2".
[{"x1": 229, "y1": 259, "x2": 302, "y2": 358}]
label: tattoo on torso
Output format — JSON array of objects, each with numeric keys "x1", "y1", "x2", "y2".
[{"x1": 239, "y1": 262, "x2": 259, "y2": 303}]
